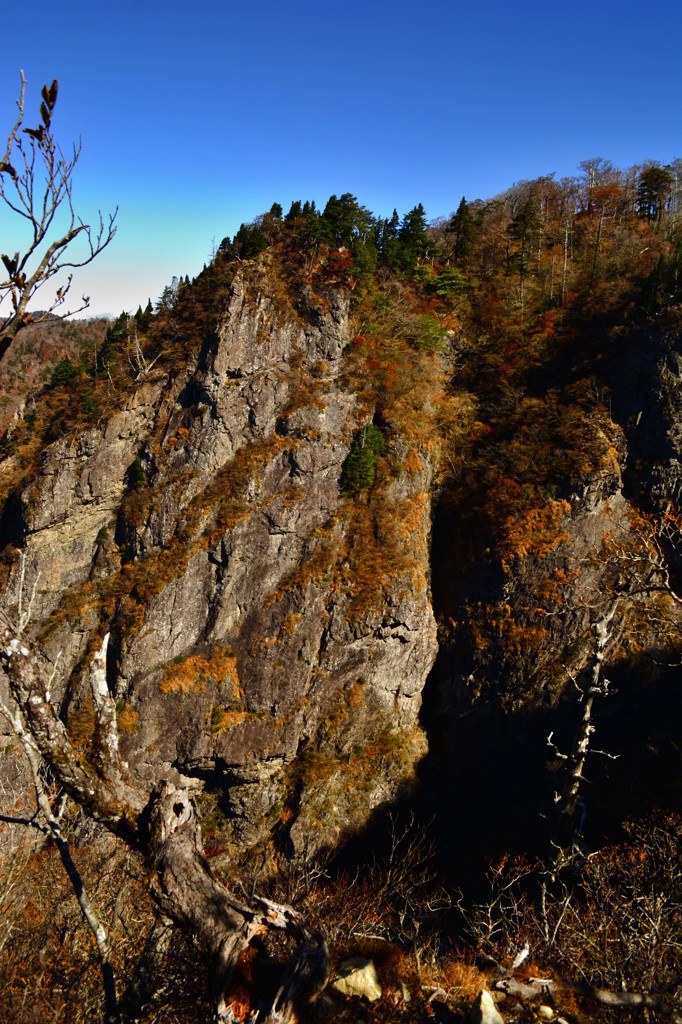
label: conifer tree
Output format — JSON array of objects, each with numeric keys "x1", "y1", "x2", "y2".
[
  {"x1": 377, "y1": 209, "x2": 401, "y2": 267},
  {"x1": 637, "y1": 165, "x2": 674, "y2": 224},
  {"x1": 448, "y1": 196, "x2": 476, "y2": 268},
  {"x1": 285, "y1": 200, "x2": 303, "y2": 222},
  {"x1": 321, "y1": 193, "x2": 373, "y2": 245},
  {"x1": 339, "y1": 423, "x2": 387, "y2": 495}
]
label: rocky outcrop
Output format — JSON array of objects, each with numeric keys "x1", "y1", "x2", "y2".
[
  {"x1": 4, "y1": 258, "x2": 680, "y2": 876},
  {"x1": 470, "y1": 990, "x2": 505, "y2": 1024},
  {"x1": 331, "y1": 959, "x2": 382, "y2": 1002},
  {"x1": 0, "y1": 264, "x2": 438, "y2": 857}
]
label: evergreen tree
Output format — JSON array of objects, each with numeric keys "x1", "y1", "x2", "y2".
[
  {"x1": 321, "y1": 193, "x2": 373, "y2": 245},
  {"x1": 228, "y1": 222, "x2": 269, "y2": 260},
  {"x1": 377, "y1": 209, "x2": 401, "y2": 267},
  {"x1": 339, "y1": 423, "x2": 387, "y2": 496},
  {"x1": 391, "y1": 203, "x2": 431, "y2": 272},
  {"x1": 399, "y1": 203, "x2": 428, "y2": 245},
  {"x1": 285, "y1": 200, "x2": 303, "y2": 222},
  {"x1": 97, "y1": 312, "x2": 128, "y2": 374},
  {"x1": 133, "y1": 301, "x2": 153, "y2": 332},
  {"x1": 637, "y1": 166, "x2": 674, "y2": 223},
  {"x1": 156, "y1": 276, "x2": 179, "y2": 312},
  {"x1": 448, "y1": 197, "x2": 476, "y2": 268},
  {"x1": 287, "y1": 200, "x2": 325, "y2": 252}
]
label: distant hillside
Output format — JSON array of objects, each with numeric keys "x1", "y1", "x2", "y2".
[{"x1": 0, "y1": 316, "x2": 109, "y2": 433}]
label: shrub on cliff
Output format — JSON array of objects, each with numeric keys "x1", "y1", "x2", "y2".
[{"x1": 339, "y1": 423, "x2": 387, "y2": 496}]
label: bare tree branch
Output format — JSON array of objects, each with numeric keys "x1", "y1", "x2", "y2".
[
  {"x1": 0, "y1": 71, "x2": 117, "y2": 357},
  {"x1": 0, "y1": 691, "x2": 119, "y2": 1019}
]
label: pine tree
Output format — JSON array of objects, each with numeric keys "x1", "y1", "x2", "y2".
[
  {"x1": 321, "y1": 193, "x2": 373, "y2": 245},
  {"x1": 285, "y1": 200, "x2": 303, "y2": 222},
  {"x1": 637, "y1": 166, "x2": 674, "y2": 224},
  {"x1": 448, "y1": 197, "x2": 476, "y2": 268},
  {"x1": 377, "y1": 209, "x2": 401, "y2": 267},
  {"x1": 387, "y1": 204, "x2": 431, "y2": 273}
]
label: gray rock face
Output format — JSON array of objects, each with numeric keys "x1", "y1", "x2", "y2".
[
  {"x1": 5, "y1": 384, "x2": 163, "y2": 624},
  {"x1": 1, "y1": 268, "x2": 438, "y2": 856}
]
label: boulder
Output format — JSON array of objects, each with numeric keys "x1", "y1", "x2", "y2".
[
  {"x1": 470, "y1": 988, "x2": 506, "y2": 1024},
  {"x1": 332, "y1": 958, "x2": 382, "y2": 1001}
]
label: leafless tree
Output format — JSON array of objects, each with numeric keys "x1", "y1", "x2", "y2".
[
  {"x1": 0, "y1": 71, "x2": 117, "y2": 358},
  {"x1": 541, "y1": 507, "x2": 682, "y2": 881}
]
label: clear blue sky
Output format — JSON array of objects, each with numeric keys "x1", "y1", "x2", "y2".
[{"x1": 2, "y1": 0, "x2": 681, "y2": 316}]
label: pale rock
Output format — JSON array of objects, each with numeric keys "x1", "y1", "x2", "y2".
[
  {"x1": 470, "y1": 989, "x2": 506, "y2": 1024},
  {"x1": 332, "y1": 958, "x2": 382, "y2": 1001}
]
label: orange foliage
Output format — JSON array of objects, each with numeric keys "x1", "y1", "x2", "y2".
[
  {"x1": 211, "y1": 708, "x2": 251, "y2": 734},
  {"x1": 334, "y1": 493, "x2": 428, "y2": 622},
  {"x1": 499, "y1": 496, "x2": 571, "y2": 570},
  {"x1": 116, "y1": 704, "x2": 140, "y2": 733},
  {"x1": 160, "y1": 647, "x2": 241, "y2": 697}
]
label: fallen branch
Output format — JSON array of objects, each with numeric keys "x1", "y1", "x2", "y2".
[{"x1": 495, "y1": 975, "x2": 682, "y2": 1021}]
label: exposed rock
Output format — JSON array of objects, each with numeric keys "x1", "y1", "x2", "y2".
[
  {"x1": 470, "y1": 988, "x2": 506, "y2": 1024},
  {"x1": 4, "y1": 245, "x2": 680, "y2": 887},
  {"x1": 0, "y1": 266, "x2": 438, "y2": 857},
  {"x1": 331, "y1": 958, "x2": 382, "y2": 1001}
]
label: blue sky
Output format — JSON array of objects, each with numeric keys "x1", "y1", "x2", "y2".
[{"x1": 2, "y1": 0, "x2": 681, "y2": 316}]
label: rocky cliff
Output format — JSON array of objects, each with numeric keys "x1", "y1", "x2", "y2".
[
  {"x1": 0, "y1": 259, "x2": 439, "y2": 859},
  {"x1": 2, "y1": 249, "x2": 682, "y2": 879}
]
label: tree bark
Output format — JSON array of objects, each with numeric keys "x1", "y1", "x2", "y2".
[{"x1": 0, "y1": 615, "x2": 329, "y2": 1021}]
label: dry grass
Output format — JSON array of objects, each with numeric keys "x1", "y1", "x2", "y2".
[
  {"x1": 210, "y1": 708, "x2": 251, "y2": 734},
  {"x1": 160, "y1": 647, "x2": 241, "y2": 697}
]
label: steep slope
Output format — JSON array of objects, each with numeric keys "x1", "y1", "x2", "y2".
[
  {"x1": 423, "y1": 302, "x2": 682, "y2": 870},
  {"x1": 0, "y1": 256, "x2": 439, "y2": 858},
  {"x1": 2, "y1": 179, "x2": 682, "y2": 1023}
]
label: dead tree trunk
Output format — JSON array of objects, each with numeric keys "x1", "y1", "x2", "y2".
[
  {"x1": 0, "y1": 615, "x2": 328, "y2": 1022},
  {"x1": 545, "y1": 599, "x2": 621, "y2": 880},
  {"x1": 147, "y1": 781, "x2": 328, "y2": 1021}
]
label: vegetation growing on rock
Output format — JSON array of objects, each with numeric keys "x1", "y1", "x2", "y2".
[{"x1": 1, "y1": 158, "x2": 682, "y2": 1022}]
